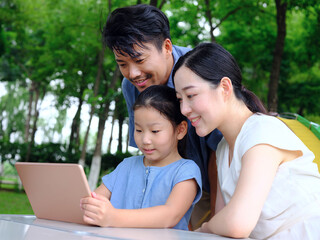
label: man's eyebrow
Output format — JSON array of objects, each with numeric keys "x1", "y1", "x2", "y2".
[{"x1": 115, "y1": 59, "x2": 125, "y2": 63}]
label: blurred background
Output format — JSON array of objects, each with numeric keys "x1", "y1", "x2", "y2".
[{"x1": 0, "y1": 0, "x2": 319, "y2": 213}]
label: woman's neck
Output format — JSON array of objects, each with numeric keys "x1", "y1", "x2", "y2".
[{"x1": 218, "y1": 100, "x2": 253, "y2": 151}]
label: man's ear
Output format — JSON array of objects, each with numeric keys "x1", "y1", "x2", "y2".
[
  {"x1": 220, "y1": 77, "x2": 233, "y2": 101},
  {"x1": 163, "y1": 38, "x2": 173, "y2": 55},
  {"x1": 177, "y1": 120, "x2": 188, "y2": 140}
]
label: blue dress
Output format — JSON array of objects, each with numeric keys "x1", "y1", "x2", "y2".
[{"x1": 102, "y1": 155, "x2": 202, "y2": 230}]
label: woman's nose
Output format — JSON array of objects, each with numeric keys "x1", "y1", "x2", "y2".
[{"x1": 180, "y1": 101, "x2": 191, "y2": 117}]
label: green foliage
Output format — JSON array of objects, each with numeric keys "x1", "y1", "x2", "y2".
[
  {"x1": 0, "y1": 190, "x2": 34, "y2": 214},
  {"x1": 0, "y1": 0, "x2": 319, "y2": 169},
  {"x1": 0, "y1": 139, "x2": 132, "y2": 173}
]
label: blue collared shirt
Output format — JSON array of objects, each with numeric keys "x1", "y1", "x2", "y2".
[{"x1": 121, "y1": 45, "x2": 222, "y2": 192}]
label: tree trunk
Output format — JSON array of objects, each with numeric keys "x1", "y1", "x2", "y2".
[
  {"x1": 107, "y1": 114, "x2": 115, "y2": 153},
  {"x1": 267, "y1": 0, "x2": 287, "y2": 113},
  {"x1": 68, "y1": 95, "x2": 83, "y2": 154},
  {"x1": 126, "y1": 126, "x2": 129, "y2": 153},
  {"x1": 24, "y1": 81, "x2": 35, "y2": 143},
  {"x1": 25, "y1": 85, "x2": 40, "y2": 163},
  {"x1": 204, "y1": 0, "x2": 215, "y2": 42},
  {"x1": 88, "y1": 102, "x2": 108, "y2": 191},
  {"x1": 79, "y1": 47, "x2": 105, "y2": 166},
  {"x1": 149, "y1": 0, "x2": 157, "y2": 7},
  {"x1": 117, "y1": 115, "x2": 124, "y2": 153},
  {"x1": 87, "y1": 66, "x2": 121, "y2": 190}
]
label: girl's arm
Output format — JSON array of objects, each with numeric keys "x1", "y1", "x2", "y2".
[
  {"x1": 94, "y1": 184, "x2": 111, "y2": 199},
  {"x1": 81, "y1": 178, "x2": 198, "y2": 228},
  {"x1": 198, "y1": 144, "x2": 298, "y2": 238}
]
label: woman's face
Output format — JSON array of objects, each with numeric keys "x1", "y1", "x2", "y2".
[{"x1": 174, "y1": 66, "x2": 225, "y2": 137}]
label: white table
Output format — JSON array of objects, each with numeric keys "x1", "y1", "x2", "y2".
[{"x1": 0, "y1": 214, "x2": 248, "y2": 240}]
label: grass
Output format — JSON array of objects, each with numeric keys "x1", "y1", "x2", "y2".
[{"x1": 0, "y1": 190, "x2": 34, "y2": 214}]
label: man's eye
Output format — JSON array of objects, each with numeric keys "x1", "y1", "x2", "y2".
[{"x1": 136, "y1": 59, "x2": 144, "y2": 64}]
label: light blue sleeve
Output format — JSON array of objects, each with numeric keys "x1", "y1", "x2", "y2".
[
  {"x1": 102, "y1": 158, "x2": 127, "y2": 193},
  {"x1": 173, "y1": 160, "x2": 202, "y2": 205}
]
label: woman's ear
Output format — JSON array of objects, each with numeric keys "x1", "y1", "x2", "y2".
[
  {"x1": 177, "y1": 120, "x2": 188, "y2": 140},
  {"x1": 220, "y1": 77, "x2": 233, "y2": 101}
]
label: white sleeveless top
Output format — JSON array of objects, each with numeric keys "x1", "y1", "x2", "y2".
[{"x1": 216, "y1": 114, "x2": 320, "y2": 239}]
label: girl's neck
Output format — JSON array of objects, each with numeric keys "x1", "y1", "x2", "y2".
[{"x1": 143, "y1": 151, "x2": 182, "y2": 167}]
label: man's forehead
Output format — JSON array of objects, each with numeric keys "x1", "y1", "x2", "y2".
[{"x1": 113, "y1": 43, "x2": 153, "y2": 59}]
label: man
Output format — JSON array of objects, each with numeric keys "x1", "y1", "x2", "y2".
[{"x1": 102, "y1": 4, "x2": 222, "y2": 229}]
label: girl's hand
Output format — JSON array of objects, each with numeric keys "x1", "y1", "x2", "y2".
[{"x1": 80, "y1": 192, "x2": 116, "y2": 227}]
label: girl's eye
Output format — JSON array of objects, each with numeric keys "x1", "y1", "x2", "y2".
[
  {"x1": 152, "y1": 130, "x2": 159, "y2": 133},
  {"x1": 135, "y1": 129, "x2": 142, "y2": 133},
  {"x1": 187, "y1": 94, "x2": 196, "y2": 99}
]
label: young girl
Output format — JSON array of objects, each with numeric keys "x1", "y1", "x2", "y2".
[
  {"x1": 173, "y1": 43, "x2": 320, "y2": 239},
  {"x1": 80, "y1": 85, "x2": 202, "y2": 230}
]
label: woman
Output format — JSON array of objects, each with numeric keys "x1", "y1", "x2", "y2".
[{"x1": 172, "y1": 42, "x2": 320, "y2": 239}]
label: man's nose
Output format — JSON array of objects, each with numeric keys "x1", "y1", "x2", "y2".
[{"x1": 128, "y1": 64, "x2": 141, "y2": 80}]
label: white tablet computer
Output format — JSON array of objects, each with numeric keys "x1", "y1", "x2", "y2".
[{"x1": 15, "y1": 162, "x2": 91, "y2": 225}]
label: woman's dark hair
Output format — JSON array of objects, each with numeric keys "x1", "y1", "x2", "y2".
[
  {"x1": 133, "y1": 85, "x2": 187, "y2": 158},
  {"x1": 103, "y1": 4, "x2": 171, "y2": 58},
  {"x1": 172, "y1": 42, "x2": 267, "y2": 114}
]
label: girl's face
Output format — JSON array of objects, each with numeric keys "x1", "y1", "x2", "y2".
[
  {"x1": 175, "y1": 66, "x2": 225, "y2": 137},
  {"x1": 134, "y1": 106, "x2": 185, "y2": 166}
]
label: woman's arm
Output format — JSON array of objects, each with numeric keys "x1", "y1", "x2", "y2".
[
  {"x1": 215, "y1": 178, "x2": 225, "y2": 215},
  {"x1": 198, "y1": 144, "x2": 287, "y2": 238},
  {"x1": 80, "y1": 179, "x2": 198, "y2": 228}
]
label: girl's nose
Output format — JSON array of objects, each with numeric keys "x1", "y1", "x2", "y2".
[{"x1": 142, "y1": 133, "x2": 152, "y2": 145}]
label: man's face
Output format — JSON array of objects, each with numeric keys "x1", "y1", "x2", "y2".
[{"x1": 114, "y1": 39, "x2": 173, "y2": 92}]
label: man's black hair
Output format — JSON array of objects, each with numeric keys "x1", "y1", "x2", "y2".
[{"x1": 103, "y1": 4, "x2": 171, "y2": 58}]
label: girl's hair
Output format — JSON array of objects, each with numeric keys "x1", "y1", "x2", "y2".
[
  {"x1": 133, "y1": 85, "x2": 187, "y2": 158},
  {"x1": 172, "y1": 42, "x2": 267, "y2": 114}
]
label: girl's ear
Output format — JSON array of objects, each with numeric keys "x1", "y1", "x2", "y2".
[
  {"x1": 220, "y1": 77, "x2": 233, "y2": 101},
  {"x1": 177, "y1": 120, "x2": 188, "y2": 140}
]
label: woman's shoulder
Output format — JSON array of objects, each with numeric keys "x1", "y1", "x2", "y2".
[{"x1": 236, "y1": 113, "x2": 309, "y2": 156}]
